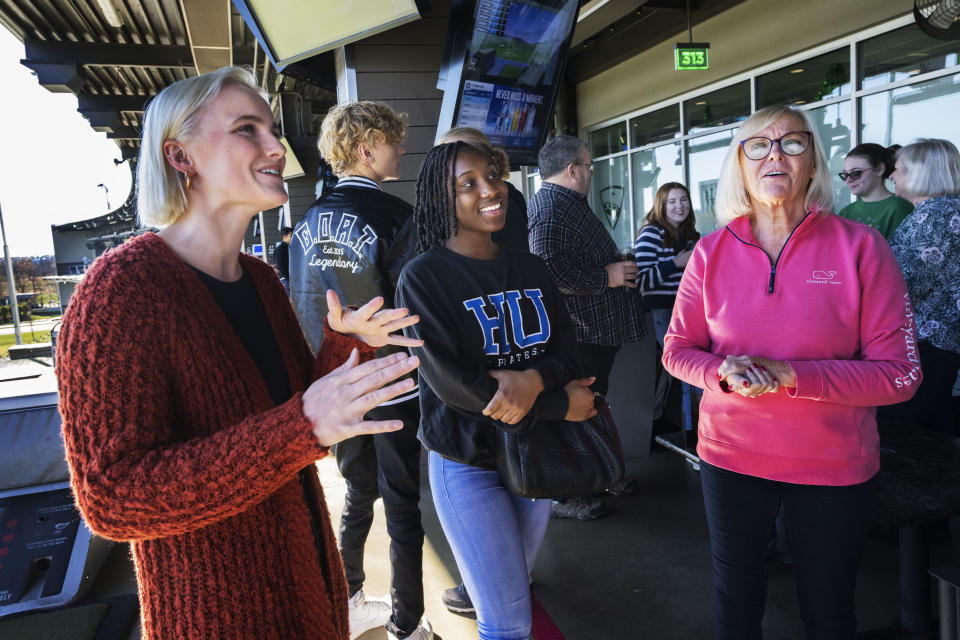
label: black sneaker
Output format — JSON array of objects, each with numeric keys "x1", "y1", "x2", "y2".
[
  {"x1": 550, "y1": 497, "x2": 608, "y2": 520},
  {"x1": 440, "y1": 583, "x2": 474, "y2": 614},
  {"x1": 607, "y1": 477, "x2": 637, "y2": 496}
]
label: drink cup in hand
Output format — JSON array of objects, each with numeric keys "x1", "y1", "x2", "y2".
[{"x1": 619, "y1": 245, "x2": 636, "y2": 288}]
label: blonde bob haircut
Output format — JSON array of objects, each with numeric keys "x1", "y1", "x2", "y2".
[
  {"x1": 895, "y1": 138, "x2": 960, "y2": 200},
  {"x1": 137, "y1": 66, "x2": 266, "y2": 228},
  {"x1": 714, "y1": 105, "x2": 834, "y2": 226},
  {"x1": 318, "y1": 101, "x2": 406, "y2": 177},
  {"x1": 438, "y1": 127, "x2": 512, "y2": 179}
]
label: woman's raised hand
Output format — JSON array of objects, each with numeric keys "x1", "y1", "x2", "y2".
[
  {"x1": 303, "y1": 349, "x2": 419, "y2": 447},
  {"x1": 564, "y1": 377, "x2": 598, "y2": 421},
  {"x1": 326, "y1": 290, "x2": 424, "y2": 349}
]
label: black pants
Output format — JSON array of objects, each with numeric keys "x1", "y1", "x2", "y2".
[
  {"x1": 576, "y1": 342, "x2": 621, "y2": 396},
  {"x1": 336, "y1": 397, "x2": 424, "y2": 636},
  {"x1": 699, "y1": 461, "x2": 875, "y2": 640},
  {"x1": 880, "y1": 341, "x2": 960, "y2": 435}
]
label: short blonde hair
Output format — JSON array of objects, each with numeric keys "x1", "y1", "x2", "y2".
[
  {"x1": 318, "y1": 101, "x2": 405, "y2": 177},
  {"x1": 896, "y1": 138, "x2": 960, "y2": 200},
  {"x1": 137, "y1": 66, "x2": 266, "y2": 228},
  {"x1": 438, "y1": 127, "x2": 511, "y2": 179},
  {"x1": 714, "y1": 105, "x2": 834, "y2": 225}
]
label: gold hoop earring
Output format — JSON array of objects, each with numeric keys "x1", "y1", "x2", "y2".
[{"x1": 183, "y1": 172, "x2": 192, "y2": 190}]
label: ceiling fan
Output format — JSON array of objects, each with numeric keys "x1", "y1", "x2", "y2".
[{"x1": 914, "y1": 0, "x2": 960, "y2": 40}]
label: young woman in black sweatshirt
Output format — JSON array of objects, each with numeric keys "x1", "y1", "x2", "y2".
[{"x1": 396, "y1": 142, "x2": 596, "y2": 640}]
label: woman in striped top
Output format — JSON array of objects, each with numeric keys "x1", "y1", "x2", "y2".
[
  {"x1": 636, "y1": 182, "x2": 700, "y2": 438},
  {"x1": 635, "y1": 182, "x2": 700, "y2": 344}
]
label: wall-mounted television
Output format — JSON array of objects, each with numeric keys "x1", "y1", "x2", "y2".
[{"x1": 437, "y1": 0, "x2": 581, "y2": 166}]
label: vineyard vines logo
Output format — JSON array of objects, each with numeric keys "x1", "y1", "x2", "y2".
[
  {"x1": 463, "y1": 289, "x2": 551, "y2": 356},
  {"x1": 806, "y1": 270, "x2": 841, "y2": 285}
]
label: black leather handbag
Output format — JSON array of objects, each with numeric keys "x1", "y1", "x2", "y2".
[{"x1": 495, "y1": 396, "x2": 625, "y2": 499}]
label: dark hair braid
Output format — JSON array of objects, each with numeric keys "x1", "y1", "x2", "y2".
[{"x1": 414, "y1": 142, "x2": 467, "y2": 254}]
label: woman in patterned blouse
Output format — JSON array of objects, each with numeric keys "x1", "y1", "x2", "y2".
[{"x1": 886, "y1": 138, "x2": 960, "y2": 434}]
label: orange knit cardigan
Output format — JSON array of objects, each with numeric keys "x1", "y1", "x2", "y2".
[{"x1": 56, "y1": 233, "x2": 371, "y2": 639}]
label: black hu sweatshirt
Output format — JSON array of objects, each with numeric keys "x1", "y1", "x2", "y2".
[{"x1": 396, "y1": 245, "x2": 580, "y2": 469}]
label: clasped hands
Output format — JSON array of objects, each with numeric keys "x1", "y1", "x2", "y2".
[
  {"x1": 718, "y1": 355, "x2": 797, "y2": 399},
  {"x1": 482, "y1": 369, "x2": 598, "y2": 424}
]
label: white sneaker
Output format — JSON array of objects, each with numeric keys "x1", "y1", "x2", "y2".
[
  {"x1": 387, "y1": 617, "x2": 434, "y2": 640},
  {"x1": 348, "y1": 590, "x2": 391, "y2": 640}
]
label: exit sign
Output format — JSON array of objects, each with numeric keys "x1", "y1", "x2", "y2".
[{"x1": 675, "y1": 43, "x2": 710, "y2": 70}]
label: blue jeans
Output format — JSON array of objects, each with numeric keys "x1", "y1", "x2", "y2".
[
  {"x1": 651, "y1": 307, "x2": 672, "y2": 347},
  {"x1": 429, "y1": 451, "x2": 550, "y2": 640},
  {"x1": 700, "y1": 461, "x2": 875, "y2": 639}
]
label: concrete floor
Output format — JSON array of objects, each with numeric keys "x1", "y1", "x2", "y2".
[
  {"x1": 329, "y1": 452, "x2": 951, "y2": 640},
  {"x1": 70, "y1": 447, "x2": 954, "y2": 640}
]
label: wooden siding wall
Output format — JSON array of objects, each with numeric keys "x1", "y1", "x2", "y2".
[
  {"x1": 347, "y1": 7, "x2": 450, "y2": 205},
  {"x1": 244, "y1": 6, "x2": 453, "y2": 254},
  {"x1": 241, "y1": 175, "x2": 317, "y2": 264}
]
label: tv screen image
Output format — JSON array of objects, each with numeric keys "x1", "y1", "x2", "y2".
[{"x1": 444, "y1": 0, "x2": 579, "y2": 164}]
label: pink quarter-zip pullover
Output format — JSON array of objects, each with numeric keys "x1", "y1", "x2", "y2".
[{"x1": 663, "y1": 212, "x2": 920, "y2": 485}]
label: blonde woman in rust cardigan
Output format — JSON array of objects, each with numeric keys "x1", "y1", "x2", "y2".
[{"x1": 55, "y1": 67, "x2": 422, "y2": 640}]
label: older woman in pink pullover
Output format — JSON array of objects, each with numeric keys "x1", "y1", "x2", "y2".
[{"x1": 663, "y1": 105, "x2": 919, "y2": 640}]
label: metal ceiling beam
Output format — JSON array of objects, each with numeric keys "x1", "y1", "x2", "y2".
[
  {"x1": 20, "y1": 61, "x2": 84, "y2": 93},
  {"x1": 77, "y1": 94, "x2": 154, "y2": 113},
  {"x1": 81, "y1": 110, "x2": 125, "y2": 130},
  {"x1": 23, "y1": 40, "x2": 194, "y2": 68},
  {"x1": 105, "y1": 127, "x2": 142, "y2": 139}
]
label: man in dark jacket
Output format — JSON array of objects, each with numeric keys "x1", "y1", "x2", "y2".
[
  {"x1": 528, "y1": 134, "x2": 646, "y2": 521},
  {"x1": 289, "y1": 102, "x2": 431, "y2": 640},
  {"x1": 273, "y1": 226, "x2": 292, "y2": 281}
]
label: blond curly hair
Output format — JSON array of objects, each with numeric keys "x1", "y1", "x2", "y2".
[{"x1": 318, "y1": 101, "x2": 406, "y2": 176}]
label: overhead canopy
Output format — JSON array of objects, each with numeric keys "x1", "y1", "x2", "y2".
[
  {"x1": 0, "y1": 0, "x2": 337, "y2": 161},
  {"x1": 235, "y1": 0, "x2": 424, "y2": 69}
]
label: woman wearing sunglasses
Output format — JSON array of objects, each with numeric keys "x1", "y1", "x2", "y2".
[
  {"x1": 662, "y1": 105, "x2": 919, "y2": 639},
  {"x1": 837, "y1": 143, "x2": 913, "y2": 240}
]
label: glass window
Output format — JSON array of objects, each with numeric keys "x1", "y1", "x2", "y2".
[
  {"x1": 860, "y1": 73, "x2": 960, "y2": 155},
  {"x1": 524, "y1": 167, "x2": 541, "y2": 199},
  {"x1": 629, "y1": 105, "x2": 681, "y2": 149},
  {"x1": 860, "y1": 24, "x2": 960, "y2": 90},
  {"x1": 588, "y1": 155, "x2": 633, "y2": 251},
  {"x1": 804, "y1": 101, "x2": 853, "y2": 210},
  {"x1": 630, "y1": 143, "x2": 683, "y2": 235},
  {"x1": 684, "y1": 81, "x2": 750, "y2": 134},
  {"x1": 686, "y1": 129, "x2": 736, "y2": 234},
  {"x1": 757, "y1": 48, "x2": 850, "y2": 108},
  {"x1": 589, "y1": 122, "x2": 628, "y2": 157}
]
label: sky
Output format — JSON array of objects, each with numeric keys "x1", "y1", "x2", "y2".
[{"x1": 0, "y1": 28, "x2": 133, "y2": 257}]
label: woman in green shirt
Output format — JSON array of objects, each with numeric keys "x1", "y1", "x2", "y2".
[{"x1": 838, "y1": 143, "x2": 913, "y2": 239}]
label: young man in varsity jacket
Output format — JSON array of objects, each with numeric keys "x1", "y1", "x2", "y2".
[{"x1": 289, "y1": 102, "x2": 432, "y2": 640}]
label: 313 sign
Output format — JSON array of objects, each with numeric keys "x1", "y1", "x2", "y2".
[{"x1": 675, "y1": 43, "x2": 710, "y2": 70}]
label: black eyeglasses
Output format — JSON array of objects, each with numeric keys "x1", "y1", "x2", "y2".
[
  {"x1": 838, "y1": 169, "x2": 865, "y2": 181},
  {"x1": 739, "y1": 131, "x2": 812, "y2": 160}
]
